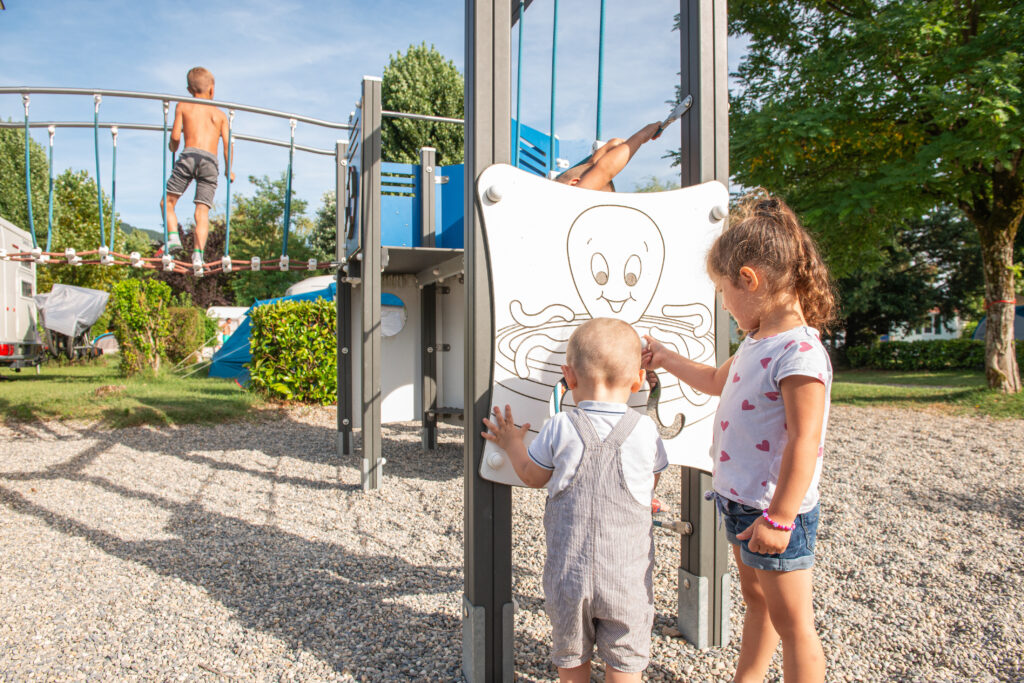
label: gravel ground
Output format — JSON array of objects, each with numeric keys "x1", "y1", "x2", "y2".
[{"x1": 0, "y1": 405, "x2": 1021, "y2": 682}]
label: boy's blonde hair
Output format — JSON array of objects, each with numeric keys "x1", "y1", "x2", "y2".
[
  {"x1": 565, "y1": 318, "x2": 640, "y2": 387},
  {"x1": 186, "y1": 67, "x2": 214, "y2": 95},
  {"x1": 553, "y1": 161, "x2": 615, "y2": 191}
]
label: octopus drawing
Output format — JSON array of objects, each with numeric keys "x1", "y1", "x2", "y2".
[{"x1": 477, "y1": 165, "x2": 728, "y2": 485}]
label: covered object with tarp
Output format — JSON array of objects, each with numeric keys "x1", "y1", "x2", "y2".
[
  {"x1": 34, "y1": 284, "x2": 109, "y2": 360},
  {"x1": 208, "y1": 282, "x2": 337, "y2": 383}
]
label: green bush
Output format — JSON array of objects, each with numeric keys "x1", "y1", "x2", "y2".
[
  {"x1": 248, "y1": 299, "x2": 336, "y2": 404},
  {"x1": 109, "y1": 278, "x2": 172, "y2": 376},
  {"x1": 166, "y1": 307, "x2": 205, "y2": 364},
  {"x1": 845, "y1": 339, "x2": 1024, "y2": 371}
]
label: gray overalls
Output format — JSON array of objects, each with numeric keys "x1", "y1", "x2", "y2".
[{"x1": 543, "y1": 408, "x2": 655, "y2": 673}]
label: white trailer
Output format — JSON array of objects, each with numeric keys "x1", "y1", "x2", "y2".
[{"x1": 0, "y1": 216, "x2": 43, "y2": 371}]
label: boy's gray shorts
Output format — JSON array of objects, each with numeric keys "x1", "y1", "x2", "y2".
[{"x1": 166, "y1": 147, "x2": 219, "y2": 207}]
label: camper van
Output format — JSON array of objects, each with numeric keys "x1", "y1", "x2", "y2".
[{"x1": 0, "y1": 216, "x2": 43, "y2": 371}]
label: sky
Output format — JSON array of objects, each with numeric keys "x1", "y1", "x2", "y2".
[{"x1": 0, "y1": 0, "x2": 745, "y2": 237}]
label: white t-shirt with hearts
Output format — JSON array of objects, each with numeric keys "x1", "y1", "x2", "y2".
[{"x1": 712, "y1": 326, "x2": 832, "y2": 514}]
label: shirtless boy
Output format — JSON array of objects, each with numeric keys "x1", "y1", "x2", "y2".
[{"x1": 160, "y1": 66, "x2": 233, "y2": 266}]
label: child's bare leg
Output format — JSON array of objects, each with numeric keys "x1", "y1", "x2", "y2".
[
  {"x1": 733, "y1": 545, "x2": 780, "y2": 682},
  {"x1": 604, "y1": 666, "x2": 642, "y2": 682},
  {"x1": 557, "y1": 662, "x2": 591, "y2": 682},
  {"x1": 754, "y1": 567, "x2": 824, "y2": 683},
  {"x1": 193, "y1": 203, "x2": 210, "y2": 252},
  {"x1": 161, "y1": 194, "x2": 181, "y2": 235}
]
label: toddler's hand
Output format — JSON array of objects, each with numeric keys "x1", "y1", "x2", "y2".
[
  {"x1": 481, "y1": 405, "x2": 530, "y2": 453},
  {"x1": 736, "y1": 517, "x2": 792, "y2": 555}
]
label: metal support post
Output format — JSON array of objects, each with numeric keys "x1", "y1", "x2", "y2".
[
  {"x1": 359, "y1": 76, "x2": 384, "y2": 491},
  {"x1": 336, "y1": 139, "x2": 354, "y2": 457},
  {"x1": 463, "y1": 1, "x2": 514, "y2": 680},
  {"x1": 422, "y1": 283, "x2": 438, "y2": 450},
  {"x1": 677, "y1": 0, "x2": 731, "y2": 649},
  {"x1": 420, "y1": 146, "x2": 437, "y2": 247}
]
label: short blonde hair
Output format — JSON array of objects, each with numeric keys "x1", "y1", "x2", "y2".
[
  {"x1": 186, "y1": 67, "x2": 214, "y2": 95},
  {"x1": 565, "y1": 318, "x2": 641, "y2": 388}
]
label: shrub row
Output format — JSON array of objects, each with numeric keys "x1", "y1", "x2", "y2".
[
  {"x1": 845, "y1": 339, "x2": 1024, "y2": 371},
  {"x1": 248, "y1": 299, "x2": 336, "y2": 404},
  {"x1": 109, "y1": 279, "x2": 172, "y2": 376}
]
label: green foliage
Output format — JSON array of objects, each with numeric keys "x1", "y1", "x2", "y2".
[
  {"x1": 846, "y1": 339, "x2": 1024, "y2": 371},
  {"x1": 0, "y1": 126, "x2": 48, "y2": 239},
  {"x1": 248, "y1": 299, "x2": 336, "y2": 404},
  {"x1": 109, "y1": 278, "x2": 172, "y2": 376},
  {"x1": 310, "y1": 190, "x2": 338, "y2": 262},
  {"x1": 156, "y1": 218, "x2": 237, "y2": 308},
  {"x1": 634, "y1": 176, "x2": 681, "y2": 193},
  {"x1": 228, "y1": 174, "x2": 314, "y2": 305},
  {"x1": 37, "y1": 169, "x2": 134, "y2": 294},
  {"x1": 381, "y1": 43, "x2": 464, "y2": 164},
  {"x1": 165, "y1": 306, "x2": 206, "y2": 364}
]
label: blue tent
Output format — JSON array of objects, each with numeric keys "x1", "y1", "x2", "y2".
[
  {"x1": 208, "y1": 282, "x2": 337, "y2": 383},
  {"x1": 972, "y1": 305, "x2": 1024, "y2": 341}
]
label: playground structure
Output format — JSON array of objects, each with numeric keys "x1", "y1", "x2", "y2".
[{"x1": 1, "y1": 1, "x2": 729, "y2": 678}]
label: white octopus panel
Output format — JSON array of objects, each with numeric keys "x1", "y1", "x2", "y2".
[{"x1": 477, "y1": 164, "x2": 728, "y2": 486}]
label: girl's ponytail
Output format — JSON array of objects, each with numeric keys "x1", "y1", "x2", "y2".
[{"x1": 707, "y1": 190, "x2": 837, "y2": 332}]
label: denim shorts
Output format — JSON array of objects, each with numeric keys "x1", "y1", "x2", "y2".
[{"x1": 716, "y1": 496, "x2": 820, "y2": 572}]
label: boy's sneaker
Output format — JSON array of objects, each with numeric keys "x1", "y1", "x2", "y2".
[
  {"x1": 192, "y1": 251, "x2": 204, "y2": 268},
  {"x1": 166, "y1": 231, "x2": 183, "y2": 254}
]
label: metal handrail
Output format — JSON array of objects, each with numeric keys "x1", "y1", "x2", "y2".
[
  {"x1": 382, "y1": 110, "x2": 464, "y2": 125},
  {"x1": 0, "y1": 86, "x2": 353, "y2": 130},
  {"x1": 0, "y1": 120, "x2": 336, "y2": 156}
]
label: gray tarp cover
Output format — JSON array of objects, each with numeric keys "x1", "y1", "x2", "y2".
[{"x1": 34, "y1": 285, "x2": 109, "y2": 338}]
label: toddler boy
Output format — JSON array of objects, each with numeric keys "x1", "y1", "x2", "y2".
[
  {"x1": 483, "y1": 317, "x2": 668, "y2": 681},
  {"x1": 159, "y1": 66, "x2": 234, "y2": 267}
]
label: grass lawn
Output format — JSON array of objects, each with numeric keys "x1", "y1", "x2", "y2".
[
  {"x1": 0, "y1": 356, "x2": 263, "y2": 428},
  {"x1": 833, "y1": 369, "x2": 1024, "y2": 419}
]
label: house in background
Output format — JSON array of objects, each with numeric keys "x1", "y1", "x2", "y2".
[{"x1": 886, "y1": 309, "x2": 964, "y2": 342}]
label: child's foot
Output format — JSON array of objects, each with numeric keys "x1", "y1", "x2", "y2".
[{"x1": 166, "y1": 231, "x2": 183, "y2": 254}]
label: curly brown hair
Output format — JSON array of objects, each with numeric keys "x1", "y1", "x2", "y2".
[{"x1": 706, "y1": 190, "x2": 837, "y2": 332}]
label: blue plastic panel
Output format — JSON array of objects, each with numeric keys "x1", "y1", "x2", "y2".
[
  {"x1": 381, "y1": 162, "x2": 420, "y2": 248},
  {"x1": 512, "y1": 119, "x2": 559, "y2": 178},
  {"x1": 436, "y1": 164, "x2": 465, "y2": 249}
]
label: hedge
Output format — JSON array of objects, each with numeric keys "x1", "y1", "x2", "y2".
[
  {"x1": 248, "y1": 299, "x2": 336, "y2": 404},
  {"x1": 845, "y1": 339, "x2": 1024, "y2": 371},
  {"x1": 166, "y1": 307, "x2": 206, "y2": 364},
  {"x1": 109, "y1": 278, "x2": 171, "y2": 376}
]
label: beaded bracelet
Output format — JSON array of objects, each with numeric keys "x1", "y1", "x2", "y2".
[{"x1": 761, "y1": 510, "x2": 795, "y2": 531}]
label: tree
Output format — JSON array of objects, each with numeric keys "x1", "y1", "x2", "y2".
[
  {"x1": 634, "y1": 176, "x2": 681, "y2": 193},
  {"x1": 381, "y1": 43, "x2": 464, "y2": 164},
  {"x1": 839, "y1": 207, "x2": 985, "y2": 348},
  {"x1": 309, "y1": 190, "x2": 338, "y2": 262},
  {"x1": 728, "y1": 1, "x2": 1024, "y2": 392},
  {"x1": 37, "y1": 169, "x2": 133, "y2": 294},
  {"x1": 227, "y1": 173, "x2": 314, "y2": 305},
  {"x1": 0, "y1": 126, "x2": 49, "y2": 244}
]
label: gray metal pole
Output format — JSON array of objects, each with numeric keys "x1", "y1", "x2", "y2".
[
  {"x1": 420, "y1": 147, "x2": 437, "y2": 248},
  {"x1": 421, "y1": 283, "x2": 438, "y2": 451},
  {"x1": 463, "y1": 0, "x2": 514, "y2": 680},
  {"x1": 336, "y1": 139, "x2": 353, "y2": 457},
  {"x1": 360, "y1": 76, "x2": 384, "y2": 491},
  {"x1": 677, "y1": 0, "x2": 731, "y2": 649}
]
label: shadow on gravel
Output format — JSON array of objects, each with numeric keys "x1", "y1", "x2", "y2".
[{"x1": 0, "y1": 478, "x2": 465, "y2": 676}]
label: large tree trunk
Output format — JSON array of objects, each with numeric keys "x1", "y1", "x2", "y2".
[{"x1": 968, "y1": 166, "x2": 1023, "y2": 393}]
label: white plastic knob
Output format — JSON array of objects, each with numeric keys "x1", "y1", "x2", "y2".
[
  {"x1": 307, "y1": 258, "x2": 317, "y2": 271},
  {"x1": 0, "y1": 248, "x2": 8, "y2": 261},
  {"x1": 251, "y1": 256, "x2": 261, "y2": 271},
  {"x1": 279, "y1": 255, "x2": 290, "y2": 272},
  {"x1": 486, "y1": 452, "x2": 505, "y2": 470},
  {"x1": 221, "y1": 255, "x2": 232, "y2": 273},
  {"x1": 710, "y1": 204, "x2": 729, "y2": 221},
  {"x1": 129, "y1": 251, "x2": 142, "y2": 268},
  {"x1": 485, "y1": 183, "x2": 504, "y2": 203},
  {"x1": 162, "y1": 253, "x2": 173, "y2": 271}
]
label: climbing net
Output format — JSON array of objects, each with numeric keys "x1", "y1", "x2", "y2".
[{"x1": 2, "y1": 88, "x2": 350, "y2": 276}]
